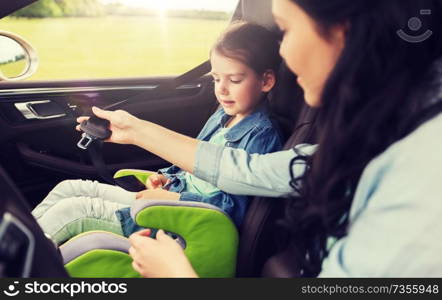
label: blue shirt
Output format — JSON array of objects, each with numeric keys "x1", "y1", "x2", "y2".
[
  {"x1": 116, "y1": 105, "x2": 283, "y2": 236},
  {"x1": 194, "y1": 113, "x2": 442, "y2": 277}
]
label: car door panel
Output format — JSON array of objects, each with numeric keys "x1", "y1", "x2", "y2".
[{"x1": 0, "y1": 75, "x2": 217, "y2": 206}]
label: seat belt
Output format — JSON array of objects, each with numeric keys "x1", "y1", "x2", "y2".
[
  {"x1": 87, "y1": 141, "x2": 115, "y2": 184},
  {"x1": 86, "y1": 60, "x2": 211, "y2": 190},
  {"x1": 104, "y1": 60, "x2": 211, "y2": 111}
]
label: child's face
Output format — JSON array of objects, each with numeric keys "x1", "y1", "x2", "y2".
[{"x1": 210, "y1": 51, "x2": 273, "y2": 120}]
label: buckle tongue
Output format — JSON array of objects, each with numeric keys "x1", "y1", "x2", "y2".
[{"x1": 77, "y1": 133, "x2": 95, "y2": 150}]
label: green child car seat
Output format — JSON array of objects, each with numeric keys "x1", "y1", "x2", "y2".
[{"x1": 60, "y1": 169, "x2": 239, "y2": 278}]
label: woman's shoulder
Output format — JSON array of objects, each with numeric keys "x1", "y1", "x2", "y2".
[
  {"x1": 363, "y1": 113, "x2": 442, "y2": 177},
  {"x1": 381, "y1": 113, "x2": 442, "y2": 163},
  {"x1": 324, "y1": 114, "x2": 442, "y2": 278},
  {"x1": 354, "y1": 113, "x2": 442, "y2": 212}
]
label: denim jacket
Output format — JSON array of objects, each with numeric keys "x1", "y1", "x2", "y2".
[{"x1": 116, "y1": 105, "x2": 283, "y2": 236}]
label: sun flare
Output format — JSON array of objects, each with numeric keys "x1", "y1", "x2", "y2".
[
  {"x1": 124, "y1": 0, "x2": 168, "y2": 17},
  {"x1": 103, "y1": 0, "x2": 238, "y2": 13}
]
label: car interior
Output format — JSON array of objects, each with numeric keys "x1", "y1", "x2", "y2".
[{"x1": 0, "y1": 0, "x2": 318, "y2": 277}]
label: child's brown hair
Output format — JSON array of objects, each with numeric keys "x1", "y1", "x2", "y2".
[{"x1": 211, "y1": 21, "x2": 282, "y2": 76}]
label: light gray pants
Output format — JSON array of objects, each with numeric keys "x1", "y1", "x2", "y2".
[{"x1": 32, "y1": 179, "x2": 136, "y2": 245}]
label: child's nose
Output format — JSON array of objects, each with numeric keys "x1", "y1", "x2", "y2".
[{"x1": 217, "y1": 83, "x2": 229, "y2": 95}]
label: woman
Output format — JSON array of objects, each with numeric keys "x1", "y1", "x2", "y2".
[{"x1": 79, "y1": 0, "x2": 442, "y2": 277}]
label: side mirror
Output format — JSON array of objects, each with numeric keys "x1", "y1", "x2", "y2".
[{"x1": 0, "y1": 31, "x2": 38, "y2": 81}]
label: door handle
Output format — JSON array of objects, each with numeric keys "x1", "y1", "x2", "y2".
[{"x1": 14, "y1": 100, "x2": 67, "y2": 120}]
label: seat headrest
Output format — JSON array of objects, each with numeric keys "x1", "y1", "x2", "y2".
[{"x1": 240, "y1": 0, "x2": 278, "y2": 31}]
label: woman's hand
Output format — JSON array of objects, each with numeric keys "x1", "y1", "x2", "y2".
[
  {"x1": 145, "y1": 173, "x2": 169, "y2": 189},
  {"x1": 76, "y1": 105, "x2": 199, "y2": 174},
  {"x1": 135, "y1": 189, "x2": 180, "y2": 200},
  {"x1": 129, "y1": 229, "x2": 198, "y2": 278},
  {"x1": 76, "y1": 106, "x2": 142, "y2": 145}
]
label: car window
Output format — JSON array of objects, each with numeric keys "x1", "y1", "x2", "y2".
[{"x1": 0, "y1": 0, "x2": 238, "y2": 81}]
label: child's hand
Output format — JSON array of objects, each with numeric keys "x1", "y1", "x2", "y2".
[
  {"x1": 135, "y1": 189, "x2": 180, "y2": 201},
  {"x1": 129, "y1": 229, "x2": 198, "y2": 278},
  {"x1": 146, "y1": 174, "x2": 169, "y2": 190},
  {"x1": 76, "y1": 107, "x2": 142, "y2": 145}
]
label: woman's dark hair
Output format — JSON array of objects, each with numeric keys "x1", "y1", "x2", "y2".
[
  {"x1": 211, "y1": 21, "x2": 282, "y2": 75},
  {"x1": 280, "y1": 0, "x2": 442, "y2": 276}
]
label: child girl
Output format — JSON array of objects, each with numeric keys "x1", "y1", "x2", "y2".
[{"x1": 32, "y1": 21, "x2": 283, "y2": 245}]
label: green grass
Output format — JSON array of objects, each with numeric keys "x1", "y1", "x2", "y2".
[
  {"x1": 0, "y1": 59, "x2": 27, "y2": 78},
  {"x1": 0, "y1": 16, "x2": 228, "y2": 81}
]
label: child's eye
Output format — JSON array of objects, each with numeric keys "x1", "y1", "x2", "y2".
[
  {"x1": 212, "y1": 78, "x2": 220, "y2": 83},
  {"x1": 230, "y1": 79, "x2": 242, "y2": 84}
]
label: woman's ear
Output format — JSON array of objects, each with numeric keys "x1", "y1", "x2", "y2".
[
  {"x1": 329, "y1": 22, "x2": 348, "y2": 50},
  {"x1": 261, "y1": 70, "x2": 276, "y2": 92}
]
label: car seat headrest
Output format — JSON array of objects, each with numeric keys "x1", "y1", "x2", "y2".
[{"x1": 240, "y1": 0, "x2": 278, "y2": 32}]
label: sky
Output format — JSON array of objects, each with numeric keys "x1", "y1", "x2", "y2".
[
  {"x1": 101, "y1": 0, "x2": 239, "y2": 12},
  {"x1": 0, "y1": 36, "x2": 25, "y2": 64}
]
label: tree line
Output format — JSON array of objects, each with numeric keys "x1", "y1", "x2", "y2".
[
  {"x1": 12, "y1": 0, "x2": 104, "y2": 18},
  {"x1": 12, "y1": 0, "x2": 230, "y2": 20}
]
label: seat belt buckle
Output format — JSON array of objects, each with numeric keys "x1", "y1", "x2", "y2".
[
  {"x1": 77, "y1": 116, "x2": 112, "y2": 150},
  {"x1": 77, "y1": 133, "x2": 95, "y2": 150}
]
